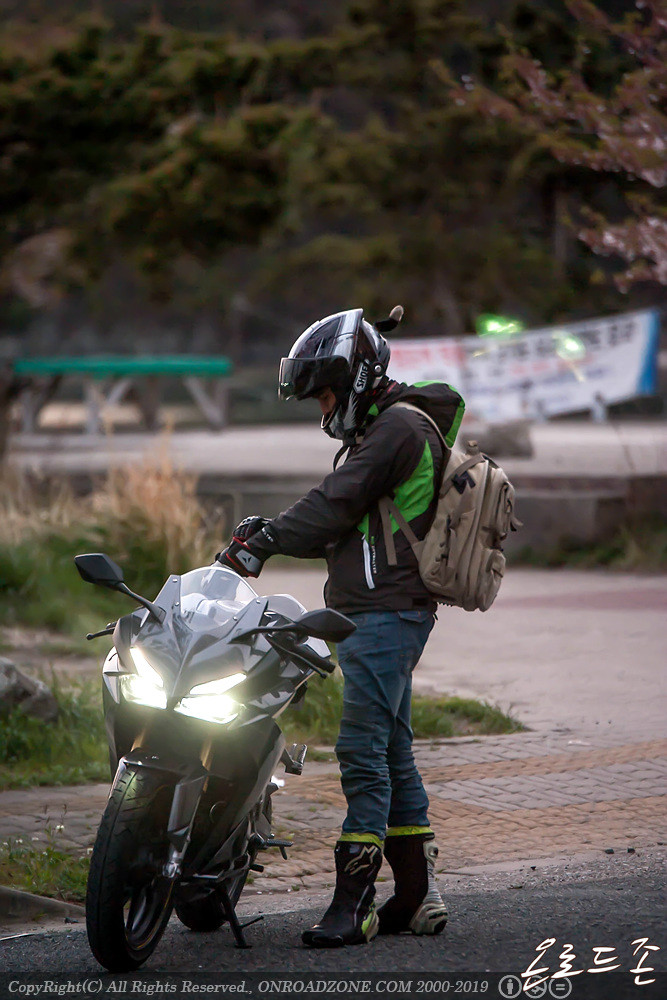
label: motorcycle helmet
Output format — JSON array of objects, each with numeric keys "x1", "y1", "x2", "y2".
[{"x1": 278, "y1": 306, "x2": 401, "y2": 441}]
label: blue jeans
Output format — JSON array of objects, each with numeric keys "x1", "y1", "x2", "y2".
[{"x1": 335, "y1": 609, "x2": 435, "y2": 839}]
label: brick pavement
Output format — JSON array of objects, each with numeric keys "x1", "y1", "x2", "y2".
[{"x1": 1, "y1": 731, "x2": 665, "y2": 897}]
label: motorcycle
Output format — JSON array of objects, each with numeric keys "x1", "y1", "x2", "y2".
[{"x1": 75, "y1": 552, "x2": 355, "y2": 972}]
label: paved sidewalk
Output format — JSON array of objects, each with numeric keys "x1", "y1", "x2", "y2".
[
  {"x1": 2, "y1": 730, "x2": 665, "y2": 899},
  {"x1": 260, "y1": 567, "x2": 667, "y2": 739},
  {"x1": 244, "y1": 730, "x2": 667, "y2": 894}
]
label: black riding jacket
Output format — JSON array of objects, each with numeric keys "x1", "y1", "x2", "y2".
[{"x1": 249, "y1": 380, "x2": 465, "y2": 614}]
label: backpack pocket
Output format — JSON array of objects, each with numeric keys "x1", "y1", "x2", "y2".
[
  {"x1": 475, "y1": 548, "x2": 505, "y2": 611},
  {"x1": 420, "y1": 506, "x2": 476, "y2": 597}
]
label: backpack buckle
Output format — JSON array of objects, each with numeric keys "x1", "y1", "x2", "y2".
[{"x1": 452, "y1": 470, "x2": 474, "y2": 495}]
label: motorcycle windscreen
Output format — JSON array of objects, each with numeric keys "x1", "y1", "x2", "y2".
[{"x1": 179, "y1": 566, "x2": 258, "y2": 632}]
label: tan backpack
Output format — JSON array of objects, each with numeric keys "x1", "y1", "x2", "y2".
[{"x1": 378, "y1": 402, "x2": 520, "y2": 612}]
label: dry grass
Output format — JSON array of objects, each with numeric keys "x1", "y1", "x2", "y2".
[
  {"x1": 0, "y1": 465, "x2": 80, "y2": 546},
  {"x1": 0, "y1": 444, "x2": 217, "y2": 570},
  {"x1": 91, "y1": 449, "x2": 213, "y2": 575},
  {"x1": 0, "y1": 441, "x2": 221, "y2": 634}
]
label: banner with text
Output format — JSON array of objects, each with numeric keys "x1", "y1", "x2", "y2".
[{"x1": 387, "y1": 309, "x2": 660, "y2": 423}]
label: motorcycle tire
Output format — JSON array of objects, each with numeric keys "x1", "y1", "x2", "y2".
[{"x1": 86, "y1": 765, "x2": 175, "y2": 972}]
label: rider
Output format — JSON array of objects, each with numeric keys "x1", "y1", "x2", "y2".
[{"x1": 216, "y1": 306, "x2": 465, "y2": 947}]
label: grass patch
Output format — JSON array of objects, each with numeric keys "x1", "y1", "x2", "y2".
[
  {"x1": 0, "y1": 678, "x2": 108, "y2": 790},
  {"x1": 283, "y1": 670, "x2": 522, "y2": 746},
  {"x1": 412, "y1": 694, "x2": 522, "y2": 737},
  {"x1": 0, "y1": 836, "x2": 89, "y2": 904},
  {"x1": 511, "y1": 517, "x2": 667, "y2": 570},
  {"x1": 0, "y1": 457, "x2": 219, "y2": 640}
]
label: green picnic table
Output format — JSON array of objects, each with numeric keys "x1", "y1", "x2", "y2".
[{"x1": 12, "y1": 355, "x2": 234, "y2": 433}]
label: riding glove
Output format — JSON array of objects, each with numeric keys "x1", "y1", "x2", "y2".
[
  {"x1": 216, "y1": 538, "x2": 265, "y2": 577},
  {"x1": 231, "y1": 515, "x2": 269, "y2": 541},
  {"x1": 215, "y1": 516, "x2": 273, "y2": 578}
]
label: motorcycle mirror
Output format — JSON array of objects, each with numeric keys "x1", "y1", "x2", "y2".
[
  {"x1": 294, "y1": 609, "x2": 356, "y2": 642},
  {"x1": 75, "y1": 553, "x2": 125, "y2": 590},
  {"x1": 74, "y1": 552, "x2": 166, "y2": 623}
]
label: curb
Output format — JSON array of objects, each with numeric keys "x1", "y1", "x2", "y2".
[{"x1": 0, "y1": 885, "x2": 85, "y2": 923}]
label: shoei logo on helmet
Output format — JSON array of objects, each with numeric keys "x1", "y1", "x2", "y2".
[{"x1": 353, "y1": 362, "x2": 369, "y2": 394}]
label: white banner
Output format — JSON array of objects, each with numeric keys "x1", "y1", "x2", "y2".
[{"x1": 387, "y1": 309, "x2": 660, "y2": 423}]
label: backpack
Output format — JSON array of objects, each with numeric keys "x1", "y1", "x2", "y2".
[{"x1": 378, "y1": 402, "x2": 520, "y2": 612}]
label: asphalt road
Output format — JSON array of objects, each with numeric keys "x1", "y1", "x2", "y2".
[{"x1": 1, "y1": 851, "x2": 664, "y2": 1000}]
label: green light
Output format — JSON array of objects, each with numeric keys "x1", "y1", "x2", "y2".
[
  {"x1": 476, "y1": 314, "x2": 525, "y2": 338},
  {"x1": 553, "y1": 331, "x2": 586, "y2": 361}
]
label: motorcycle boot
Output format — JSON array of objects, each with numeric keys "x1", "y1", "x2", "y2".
[
  {"x1": 378, "y1": 829, "x2": 448, "y2": 935},
  {"x1": 302, "y1": 839, "x2": 382, "y2": 947}
]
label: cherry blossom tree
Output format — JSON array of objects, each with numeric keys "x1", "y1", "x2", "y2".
[{"x1": 443, "y1": 0, "x2": 666, "y2": 289}]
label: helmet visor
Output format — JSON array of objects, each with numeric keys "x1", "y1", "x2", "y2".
[{"x1": 278, "y1": 356, "x2": 350, "y2": 401}]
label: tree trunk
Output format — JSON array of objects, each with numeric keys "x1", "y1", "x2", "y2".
[{"x1": 0, "y1": 373, "x2": 24, "y2": 463}]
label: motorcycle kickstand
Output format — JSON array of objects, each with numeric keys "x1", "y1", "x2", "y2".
[{"x1": 219, "y1": 883, "x2": 263, "y2": 949}]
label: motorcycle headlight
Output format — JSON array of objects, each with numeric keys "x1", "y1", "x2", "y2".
[
  {"x1": 175, "y1": 672, "x2": 246, "y2": 725},
  {"x1": 121, "y1": 647, "x2": 167, "y2": 710}
]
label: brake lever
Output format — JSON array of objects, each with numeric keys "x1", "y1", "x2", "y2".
[{"x1": 86, "y1": 621, "x2": 117, "y2": 641}]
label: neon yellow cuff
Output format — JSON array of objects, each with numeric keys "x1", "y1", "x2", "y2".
[
  {"x1": 386, "y1": 825, "x2": 433, "y2": 838},
  {"x1": 338, "y1": 833, "x2": 384, "y2": 849}
]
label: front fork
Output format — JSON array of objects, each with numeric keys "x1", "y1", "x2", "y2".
[
  {"x1": 111, "y1": 751, "x2": 207, "y2": 880},
  {"x1": 163, "y1": 768, "x2": 208, "y2": 878}
]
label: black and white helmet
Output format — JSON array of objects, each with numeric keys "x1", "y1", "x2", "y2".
[{"x1": 278, "y1": 307, "x2": 400, "y2": 441}]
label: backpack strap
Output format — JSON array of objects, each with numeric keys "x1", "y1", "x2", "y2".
[
  {"x1": 393, "y1": 401, "x2": 487, "y2": 513},
  {"x1": 379, "y1": 496, "x2": 419, "y2": 566},
  {"x1": 391, "y1": 401, "x2": 448, "y2": 450},
  {"x1": 378, "y1": 402, "x2": 449, "y2": 567}
]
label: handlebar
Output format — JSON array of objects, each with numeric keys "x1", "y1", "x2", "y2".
[
  {"x1": 267, "y1": 634, "x2": 336, "y2": 678},
  {"x1": 292, "y1": 639, "x2": 337, "y2": 675}
]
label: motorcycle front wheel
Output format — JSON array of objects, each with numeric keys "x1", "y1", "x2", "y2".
[{"x1": 86, "y1": 765, "x2": 175, "y2": 971}]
